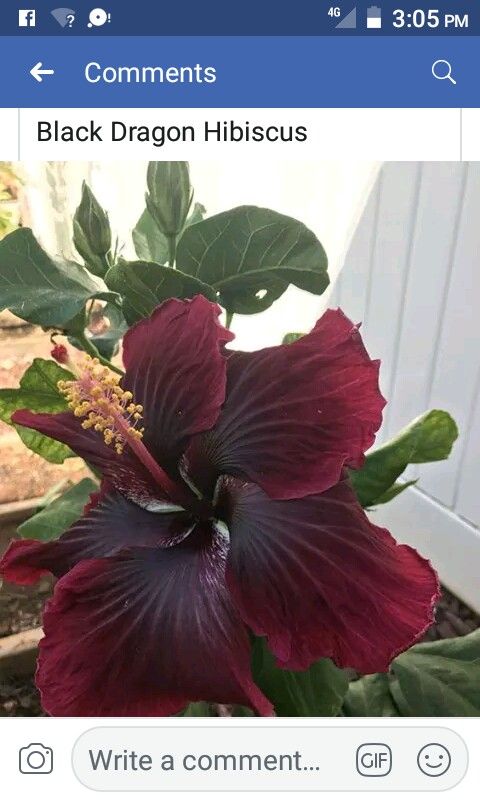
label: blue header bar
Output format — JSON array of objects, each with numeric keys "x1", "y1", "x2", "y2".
[
  {"x1": 1, "y1": 36, "x2": 479, "y2": 107},
  {"x1": 5, "y1": 0, "x2": 480, "y2": 36}
]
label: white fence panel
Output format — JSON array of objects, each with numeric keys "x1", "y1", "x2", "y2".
[
  {"x1": 418, "y1": 163, "x2": 480, "y2": 508},
  {"x1": 337, "y1": 162, "x2": 480, "y2": 610}
]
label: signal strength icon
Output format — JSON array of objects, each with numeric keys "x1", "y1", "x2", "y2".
[
  {"x1": 51, "y1": 7, "x2": 76, "y2": 27},
  {"x1": 336, "y1": 6, "x2": 357, "y2": 28}
]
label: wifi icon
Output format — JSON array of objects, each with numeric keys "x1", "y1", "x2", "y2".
[{"x1": 51, "y1": 7, "x2": 76, "y2": 27}]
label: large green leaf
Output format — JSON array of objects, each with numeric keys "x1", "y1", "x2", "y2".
[
  {"x1": 179, "y1": 702, "x2": 213, "y2": 717},
  {"x1": 390, "y1": 631, "x2": 480, "y2": 716},
  {"x1": 342, "y1": 630, "x2": 480, "y2": 717},
  {"x1": 18, "y1": 478, "x2": 98, "y2": 542},
  {"x1": 343, "y1": 674, "x2": 399, "y2": 717},
  {"x1": 105, "y1": 259, "x2": 216, "y2": 324},
  {"x1": 252, "y1": 638, "x2": 348, "y2": 716},
  {"x1": 132, "y1": 208, "x2": 169, "y2": 264},
  {"x1": 0, "y1": 358, "x2": 74, "y2": 463},
  {"x1": 132, "y1": 202, "x2": 206, "y2": 265},
  {"x1": 0, "y1": 228, "x2": 115, "y2": 327},
  {"x1": 350, "y1": 410, "x2": 458, "y2": 508},
  {"x1": 177, "y1": 206, "x2": 329, "y2": 314}
]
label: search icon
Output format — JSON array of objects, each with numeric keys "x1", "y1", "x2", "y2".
[{"x1": 432, "y1": 59, "x2": 457, "y2": 84}]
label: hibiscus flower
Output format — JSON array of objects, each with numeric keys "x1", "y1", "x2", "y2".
[{"x1": 0, "y1": 296, "x2": 439, "y2": 716}]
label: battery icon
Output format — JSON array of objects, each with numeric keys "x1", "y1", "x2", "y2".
[{"x1": 367, "y1": 5, "x2": 382, "y2": 28}]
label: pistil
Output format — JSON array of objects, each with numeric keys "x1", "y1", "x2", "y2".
[{"x1": 57, "y1": 355, "x2": 187, "y2": 505}]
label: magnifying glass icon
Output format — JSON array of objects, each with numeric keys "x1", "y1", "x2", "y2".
[{"x1": 432, "y1": 59, "x2": 457, "y2": 85}]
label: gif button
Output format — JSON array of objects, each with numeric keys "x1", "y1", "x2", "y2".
[{"x1": 356, "y1": 743, "x2": 392, "y2": 777}]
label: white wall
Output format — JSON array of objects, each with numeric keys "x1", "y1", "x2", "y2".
[
  {"x1": 332, "y1": 163, "x2": 480, "y2": 610},
  {"x1": 21, "y1": 160, "x2": 378, "y2": 350}
]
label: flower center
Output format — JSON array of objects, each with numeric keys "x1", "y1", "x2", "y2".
[
  {"x1": 57, "y1": 356, "x2": 144, "y2": 455},
  {"x1": 57, "y1": 355, "x2": 210, "y2": 515}
]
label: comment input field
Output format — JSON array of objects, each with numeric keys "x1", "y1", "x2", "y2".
[{"x1": 72, "y1": 726, "x2": 467, "y2": 791}]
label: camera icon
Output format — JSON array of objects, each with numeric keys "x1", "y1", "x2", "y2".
[{"x1": 19, "y1": 743, "x2": 53, "y2": 774}]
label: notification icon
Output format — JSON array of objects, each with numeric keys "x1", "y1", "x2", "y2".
[{"x1": 88, "y1": 8, "x2": 111, "y2": 27}]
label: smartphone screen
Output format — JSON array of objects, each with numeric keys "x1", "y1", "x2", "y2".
[{"x1": 0, "y1": 1, "x2": 478, "y2": 797}]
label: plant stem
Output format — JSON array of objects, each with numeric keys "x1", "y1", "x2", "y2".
[
  {"x1": 225, "y1": 310, "x2": 234, "y2": 330},
  {"x1": 76, "y1": 332, "x2": 124, "y2": 376},
  {"x1": 167, "y1": 235, "x2": 177, "y2": 267}
]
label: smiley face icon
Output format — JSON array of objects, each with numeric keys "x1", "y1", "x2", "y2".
[{"x1": 417, "y1": 744, "x2": 451, "y2": 777}]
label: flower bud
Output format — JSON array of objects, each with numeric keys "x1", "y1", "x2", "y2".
[
  {"x1": 73, "y1": 182, "x2": 112, "y2": 261},
  {"x1": 51, "y1": 343, "x2": 69, "y2": 365},
  {"x1": 145, "y1": 162, "x2": 193, "y2": 237}
]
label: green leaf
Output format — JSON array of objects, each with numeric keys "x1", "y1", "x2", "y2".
[
  {"x1": 177, "y1": 206, "x2": 329, "y2": 314},
  {"x1": 132, "y1": 208, "x2": 169, "y2": 264},
  {"x1": 105, "y1": 259, "x2": 216, "y2": 325},
  {"x1": 343, "y1": 631, "x2": 480, "y2": 717},
  {"x1": 179, "y1": 702, "x2": 212, "y2": 717},
  {"x1": 0, "y1": 228, "x2": 115, "y2": 327},
  {"x1": 252, "y1": 638, "x2": 348, "y2": 716},
  {"x1": 374, "y1": 479, "x2": 418, "y2": 505},
  {"x1": 18, "y1": 478, "x2": 98, "y2": 542},
  {"x1": 0, "y1": 358, "x2": 74, "y2": 463},
  {"x1": 343, "y1": 674, "x2": 400, "y2": 717},
  {"x1": 390, "y1": 630, "x2": 480, "y2": 716},
  {"x1": 282, "y1": 332, "x2": 304, "y2": 344},
  {"x1": 132, "y1": 202, "x2": 206, "y2": 264},
  {"x1": 231, "y1": 705, "x2": 255, "y2": 717},
  {"x1": 350, "y1": 410, "x2": 458, "y2": 508}
]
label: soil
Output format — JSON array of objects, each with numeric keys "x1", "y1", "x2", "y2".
[
  {"x1": 0, "y1": 579, "x2": 51, "y2": 717},
  {"x1": 0, "y1": 676, "x2": 44, "y2": 717},
  {"x1": 422, "y1": 588, "x2": 480, "y2": 641},
  {"x1": 0, "y1": 579, "x2": 52, "y2": 639}
]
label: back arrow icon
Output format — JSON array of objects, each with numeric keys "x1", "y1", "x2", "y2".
[{"x1": 30, "y1": 62, "x2": 55, "y2": 82}]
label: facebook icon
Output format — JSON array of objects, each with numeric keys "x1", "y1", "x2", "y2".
[{"x1": 18, "y1": 9, "x2": 36, "y2": 26}]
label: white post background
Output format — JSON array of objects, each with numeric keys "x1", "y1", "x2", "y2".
[{"x1": 332, "y1": 162, "x2": 480, "y2": 611}]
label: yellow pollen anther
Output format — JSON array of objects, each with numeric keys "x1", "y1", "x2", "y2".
[{"x1": 57, "y1": 354, "x2": 144, "y2": 454}]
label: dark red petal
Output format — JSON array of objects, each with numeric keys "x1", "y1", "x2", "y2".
[
  {"x1": 12, "y1": 410, "x2": 168, "y2": 506},
  {"x1": 220, "y1": 476, "x2": 439, "y2": 674},
  {"x1": 36, "y1": 528, "x2": 272, "y2": 717},
  {"x1": 184, "y1": 309, "x2": 385, "y2": 500},
  {"x1": 0, "y1": 491, "x2": 191, "y2": 585},
  {"x1": 122, "y1": 296, "x2": 234, "y2": 473}
]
